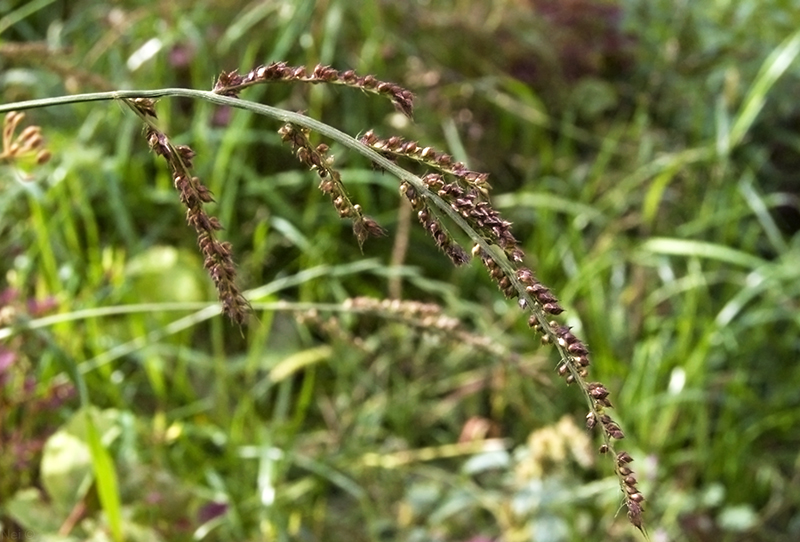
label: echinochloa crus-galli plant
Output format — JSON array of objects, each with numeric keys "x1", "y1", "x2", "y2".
[{"x1": 0, "y1": 61, "x2": 645, "y2": 532}]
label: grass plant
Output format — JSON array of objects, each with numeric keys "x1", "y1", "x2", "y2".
[
  {"x1": 2, "y1": 1, "x2": 800, "y2": 541},
  {"x1": 1, "y1": 60, "x2": 645, "y2": 537}
]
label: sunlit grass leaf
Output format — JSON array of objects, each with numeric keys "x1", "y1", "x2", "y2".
[
  {"x1": 640, "y1": 238, "x2": 766, "y2": 269},
  {"x1": 84, "y1": 408, "x2": 123, "y2": 542},
  {"x1": 728, "y1": 29, "x2": 800, "y2": 150}
]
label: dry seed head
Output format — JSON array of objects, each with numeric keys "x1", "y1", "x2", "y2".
[
  {"x1": 612, "y1": 450, "x2": 646, "y2": 530},
  {"x1": 353, "y1": 216, "x2": 387, "y2": 247},
  {"x1": 18, "y1": 125, "x2": 42, "y2": 147},
  {"x1": 361, "y1": 131, "x2": 493, "y2": 196},
  {"x1": 568, "y1": 342, "x2": 589, "y2": 356},
  {"x1": 606, "y1": 425, "x2": 625, "y2": 440},
  {"x1": 517, "y1": 268, "x2": 534, "y2": 283},
  {"x1": 131, "y1": 98, "x2": 158, "y2": 118},
  {"x1": 175, "y1": 145, "x2": 196, "y2": 168},
  {"x1": 587, "y1": 382, "x2": 608, "y2": 398},
  {"x1": 4, "y1": 111, "x2": 23, "y2": 128}
]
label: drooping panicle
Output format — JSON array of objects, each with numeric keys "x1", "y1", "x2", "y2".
[
  {"x1": 457, "y1": 200, "x2": 643, "y2": 531},
  {"x1": 121, "y1": 61, "x2": 645, "y2": 531}
]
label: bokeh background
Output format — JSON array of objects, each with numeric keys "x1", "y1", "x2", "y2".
[{"x1": 2, "y1": 0, "x2": 800, "y2": 540}]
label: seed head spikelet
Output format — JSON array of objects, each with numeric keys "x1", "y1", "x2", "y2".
[{"x1": 400, "y1": 181, "x2": 471, "y2": 266}]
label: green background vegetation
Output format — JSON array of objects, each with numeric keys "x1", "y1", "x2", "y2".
[{"x1": 2, "y1": 0, "x2": 799, "y2": 540}]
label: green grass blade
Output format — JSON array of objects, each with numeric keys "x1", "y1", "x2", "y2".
[
  {"x1": 0, "y1": 0, "x2": 58, "y2": 35},
  {"x1": 728, "y1": 29, "x2": 800, "y2": 150},
  {"x1": 738, "y1": 172, "x2": 788, "y2": 254},
  {"x1": 640, "y1": 238, "x2": 766, "y2": 269},
  {"x1": 84, "y1": 409, "x2": 123, "y2": 542}
]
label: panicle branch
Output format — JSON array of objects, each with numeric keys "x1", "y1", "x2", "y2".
[
  {"x1": 124, "y1": 98, "x2": 249, "y2": 325},
  {"x1": 360, "y1": 130, "x2": 491, "y2": 195},
  {"x1": 474, "y1": 241, "x2": 645, "y2": 529},
  {"x1": 297, "y1": 296, "x2": 524, "y2": 364},
  {"x1": 278, "y1": 122, "x2": 385, "y2": 250},
  {"x1": 213, "y1": 62, "x2": 414, "y2": 117},
  {"x1": 425, "y1": 173, "x2": 523, "y2": 263}
]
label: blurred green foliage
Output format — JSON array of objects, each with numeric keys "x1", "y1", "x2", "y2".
[{"x1": 1, "y1": 0, "x2": 800, "y2": 540}]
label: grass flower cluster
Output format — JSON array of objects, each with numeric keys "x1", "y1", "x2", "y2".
[
  {"x1": 5, "y1": 2, "x2": 800, "y2": 540},
  {"x1": 124, "y1": 98, "x2": 250, "y2": 325},
  {"x1": 0, "y1": 62, "x2": 646, "y2": 534}
]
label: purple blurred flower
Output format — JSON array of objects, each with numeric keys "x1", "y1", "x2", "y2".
[
  {"x1": 0, "y1": 287, "x2": 18, "y2": 306},
  {"x1": 27, "y1": 295, "x2": 58, "y2": 316},
  {"x1": 0, "y1": 347, "x2": 16, "y2": 374},
  {"x1": 169, "y1": 44, "x2": 195, "y2": 69},
  {"x1": 198, "y1": 501, "x2": 228, "y2": 523}
]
